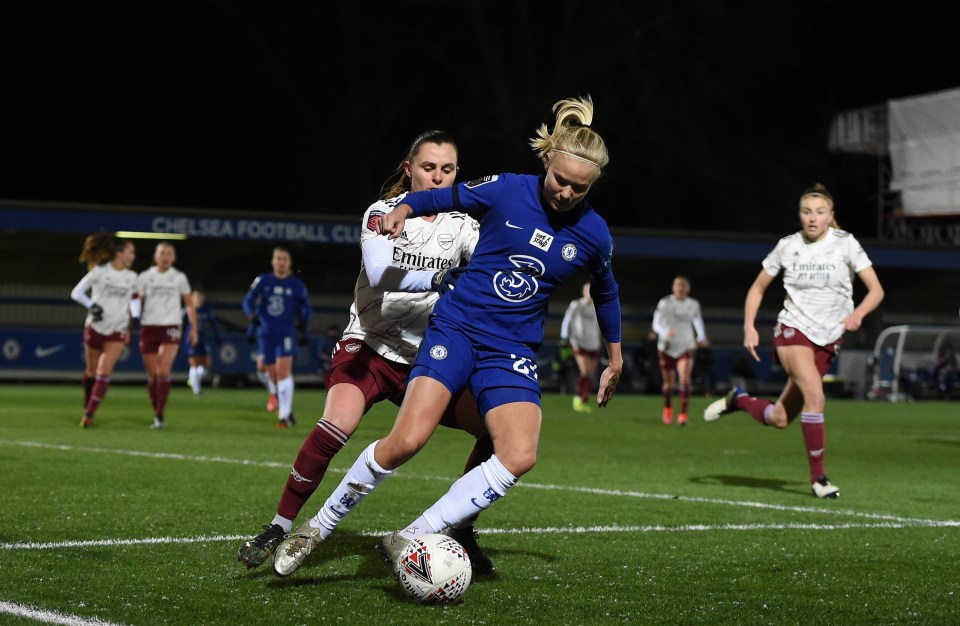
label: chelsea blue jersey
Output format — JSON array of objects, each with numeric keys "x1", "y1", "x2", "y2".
[
  {"x1": 242, "y1": 273, "x2": 312, "y2": 337},
  {"x1": 402, "y1": 173, "x2": 621, "y2": 350},
  {"x1": 182, "y1": 303, "x2": 221, "y2": 347}
]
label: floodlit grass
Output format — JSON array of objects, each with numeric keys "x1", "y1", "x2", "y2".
[{"x1": 1, "y1": 383, "x2": 958, "y2": 625}]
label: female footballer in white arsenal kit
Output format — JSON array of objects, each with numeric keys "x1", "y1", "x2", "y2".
[
  {"x1": 133, "y1": 242, "x2": 197, "y2": 429},
  {"x1": 560, "y1": 281, "x2": 603, "y2": 413},
  {"x1": 72, "y1": 233, "x2": 138, "y2": 428},
  {"x1": 237, "y1": 131, "x2": 496, "y2": 574},
  {"x1": 704, "y1": 183, "x2": 884, "y2": 498},
  {"x1": 653, "y1": 275, "x2": 708, "y2": 425}
]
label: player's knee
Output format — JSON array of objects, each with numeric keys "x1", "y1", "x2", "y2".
[
  {"x1": 767, "y1": 408, "x2": 790, "y2": 429},
  {"x1": 320, "y1": 413, "x2": 361, "y2": 435},
  {"x1": 498, "y1": 450, "x2": 536, "y2": 477},
  {"x1": 383, "y1": 431, "x2": 430, "y2": 467},
  {"x1": 807, "y1": 393, "x2": 826, "y2": 413}
]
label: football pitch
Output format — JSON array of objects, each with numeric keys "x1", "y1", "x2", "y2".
[{"x1": 2, "y1": 384, "x2": 958, "y2": 625}]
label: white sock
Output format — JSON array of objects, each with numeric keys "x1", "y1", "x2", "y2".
[
  {"x1": 277, "y1": 376, "x2": 294, "y2": 419},
  {"x1": 196, "y1": 364, "x2": 206, "y2": 379},
  {"x1": 313, "y1": 441, "x2": 394, "y2": 539},
  {"x1": 257, "y1": 370, "x2": 276, "y2": 395},
  {"x1": 410, "y1": 455, "x2": 517, "y2": 539},
  {"x1": 189, "y1": 367, "x2": 201, "y2": 394},
  {"x1": 270, "y1": 514, "x2": 294, "y2": 534}
]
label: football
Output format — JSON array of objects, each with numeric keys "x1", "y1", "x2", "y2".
[{"x1": 394, "y1": 533, "x2": 472, "y2": 604}]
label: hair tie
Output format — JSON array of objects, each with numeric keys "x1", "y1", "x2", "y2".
[{"x1": 552, "y1": 149, "x2": 601, "y2": 170}]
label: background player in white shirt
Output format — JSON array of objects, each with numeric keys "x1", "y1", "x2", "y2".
[
  {"x1": 560, "y1": 281, "x2": 603, "y2": 413},
  {"x1": 132, "y1": 242, "x2": 197, "y2": 429},
  {"x1": 71, "y1": 233, "x2": 137, "y2": 428},
  {"x1": 704, "y1": 184, "x2": 884, "y2": 498},
  {"x1": 652, "y1": 275, "x2": 708, "y2": 425},
  {"x1": 238, "y1": 130, "x2": 494, "y2": 574}
]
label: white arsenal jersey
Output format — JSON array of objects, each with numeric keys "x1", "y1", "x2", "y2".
[
  {"x1": 82, "y1": 264, "x2": 138, "y2": 335},
  {"x1": 137, "y1": 266, "x2": 192, "y2": 326},
  {"x1": 653, "y1": 295, "x2": 705, "y2": 357},
  {"x1": 561, "y1": 298, "x2": 602, "y2": 352},
  {"x1": 762, "y1": 228, "x2": 872, "y2": 346},
  {"x1": 342, "y1": 194, "x2": 479, "y2": 364}
]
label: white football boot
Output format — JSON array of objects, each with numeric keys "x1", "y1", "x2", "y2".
[
  {"x1": 703, "y1": 386, "x2": 745, "y2": 422},
  {"x1": 376, "y1": 531, "x2": 411, "y2": 567},
  {"x1": 811, "y1": 475, "x2": 840, "y2": 499},
  {"x1": 272, "y1": 521, "x2": 322, "y2": 577}
]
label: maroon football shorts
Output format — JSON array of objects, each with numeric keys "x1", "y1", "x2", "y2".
[
  {"x1": 325, "y1": 339, "x2": 410, "y2": 412},
  {"x1": 573, "y1": 346, "x2": 599, "y2": 359},
  {"x1": 658, "y1": 349, "x2": 694, "y2": 372},
  {"x1": 84, "y1": 326, "x2": 127, "y2": 350},
  {"x1": 139, "y1": 325, "x2": 181, "y2": 354},
  {"x1": 772, "y1": 323, "x2": 840, "y2": 377}
]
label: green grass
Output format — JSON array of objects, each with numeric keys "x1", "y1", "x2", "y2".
[{"x1": 1, "y1": 384, "x2": 958, "y2": 625}]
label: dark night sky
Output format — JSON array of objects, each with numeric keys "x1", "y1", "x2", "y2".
[{"x1": 3, "y1": 2, "x2": 957, "y2": 237}]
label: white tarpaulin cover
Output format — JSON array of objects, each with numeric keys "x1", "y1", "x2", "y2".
[{"x1": 888, "y1": 87, "x2": 960, "y2": 216}]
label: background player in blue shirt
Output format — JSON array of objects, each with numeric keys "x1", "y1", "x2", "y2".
[
  {"x1": 242, "y1": 246, "x2": 312, "y2": 428},
  {"x1": 272, "y1": 95, "x2": 623, "y2": 577},
  {"x1": 183, "y1": 290, "x2": 222, "y2": 395}
]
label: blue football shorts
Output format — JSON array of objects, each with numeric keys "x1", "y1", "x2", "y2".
[
  {"x1": 410, "y1": 316, "x2": 541, "y2": 416},
  {"x1": 258, "y1": 331, "x2": 297, "y2": 365}
]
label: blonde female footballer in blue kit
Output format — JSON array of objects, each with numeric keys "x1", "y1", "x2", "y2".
[{"x1": 271, "y1": 96, "x2": 623, "y2": 578}]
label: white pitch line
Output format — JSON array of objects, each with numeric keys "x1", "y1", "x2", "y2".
[
  {"x1": 510, "y1": 482, "x2": 960, "y2": 526},
  {"x1": 0, "y1": 601, "x2": 127, "y2": 626},
  {"x1": 3, "y1": 519, "x2": 957, "y2": 553},
  {"x1": 5, "y1": 439, "x2": 960, "y2": 529},
  {"x1": 4, "y1": 440, "x2": 291, "y2": 470}
]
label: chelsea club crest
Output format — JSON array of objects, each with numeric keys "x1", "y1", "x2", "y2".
[{"x1": 561, "y1": 243, "x2": 578, "y2": 261}]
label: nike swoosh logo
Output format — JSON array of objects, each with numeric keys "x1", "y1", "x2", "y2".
[
  {"x1": 35, "y1": 345, "x2": 66, "y2": 359},
  {"x1": 470, "y1": 498, "x2": 488, "y2": 510},
  {"x1": 505, "y1": 220, "x2": 523, "y2": 230}
]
